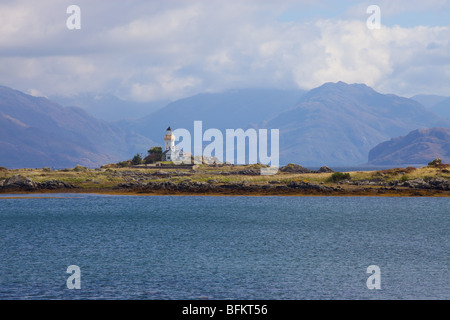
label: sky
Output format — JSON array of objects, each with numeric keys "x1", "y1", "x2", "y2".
[{"x1": 0, "y1": 0, "x2": 449, "y2": 102}]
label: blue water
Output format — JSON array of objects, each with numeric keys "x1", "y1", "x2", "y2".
[{"x1": 0, "y1": 194, "x2": 448, "y2": 300}]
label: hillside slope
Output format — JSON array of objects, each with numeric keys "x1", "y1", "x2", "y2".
[
  {"x1": 368, "y1": 127, "x2": 450, "y2": 165},
  {"x1": 118, "y1": 88, "x2": 305, "y2": 142},
  {"x1": 264, "y1": 82, "x2": 450, "y2": 165},
  {"x1": 0, "y1": 86, "x2": 154, "y2": 168}
]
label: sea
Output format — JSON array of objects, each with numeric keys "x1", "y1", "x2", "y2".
[{"x1": 0, "y1": 194, "x2": 448, "y2": 300}]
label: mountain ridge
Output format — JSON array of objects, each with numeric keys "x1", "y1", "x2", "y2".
[
  {"x1": 368, "y1": 127, "x2": 450, "y2": 165},
  {"x1": 0, "y1": 86, "x2": 154, "y2": 168},
  {"x1": 2, "y1": 83, "x2": 450, "y2": 168},
  {"x1": 264, "y1": 82, "x2": 450, "y2": 165}
]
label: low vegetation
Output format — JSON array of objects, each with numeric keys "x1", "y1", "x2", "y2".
[
  {"x1": 328, "y1": 172, "x2": 351, "y2": 182},
  {"x1": 1, "y1": 160, "x2": 449, "y2": 193}
]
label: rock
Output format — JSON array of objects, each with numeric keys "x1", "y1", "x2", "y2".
[
  {"x1": 2, "y1": 175, "x2": 37, "y2": 190},
  {"x1": 403, "y1": 178, "x2": 429, "y2": 189},
  {"x1": 428, "y1": 158, "x2": 442, "y2": 167},
  {"x1": 38, "y1": 180, "x2": 75, "y2": 190},
  {"x1": 287, "y1": 180, "x2": 332, "y2": 192},
  {"x1": 427, "y1": 177, "x2": 450, "y2": 190},
  {"x1": 351, "y1": 180, "x2": 370, "y2": 186},
  {"x1": 397, "y1": 177, "x2": 450, "y2": 191},
  {"x1": 236, "y1": 169, "x2": 260, "y2": 175},
  {"x1": 318, "y1": 166, "x2": 334, "y2": 173},
  {"x1": 280, "y1": 163, "x2": 314, "y2": 173}
]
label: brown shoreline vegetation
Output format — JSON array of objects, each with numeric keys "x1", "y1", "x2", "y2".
[{"x1": 0, "y1": 162, "x2": 449, "y2": 197}]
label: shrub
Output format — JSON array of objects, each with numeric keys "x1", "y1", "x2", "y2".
[
  {"x1": 146, "y1": 147, "x2": 163, "y2": 163},
  {"x1": 73, "y1": 165, "x2": 88, "y2": 172},
  {"x1": 144, "y1": 147, "x2": 163, "y2": 164},
  {"x1": 101, "y1": 164, "x2": 118, "y2": 169},
  {"x1": 328, "y1": 172, "x2": 351, "y2": 182},
  {"x1": 400, "y1": 175, "x2": 409, "y2": 182},
  {"x1": 131, "y1": 154, "x2": 143, "y2": 165},
  {"x1": 117, "y1": 161, "x2": 131, "y2": 168}
]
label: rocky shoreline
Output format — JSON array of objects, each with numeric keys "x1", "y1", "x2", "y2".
[{"x1": 1, "y1": 173, "x2": 449, "y2": 197}]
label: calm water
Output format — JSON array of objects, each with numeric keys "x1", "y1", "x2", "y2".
[{"x1": 0, "y1": 194, "x2": 448, "y2": 300}]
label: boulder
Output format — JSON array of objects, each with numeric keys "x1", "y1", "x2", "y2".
[
  {"x1": 318, "y1": 166, "x2": 334, "y2": 173},
  {"x1": 236, "y1": 169, "x2": 260, "y2": 175},
  {"x1": 2, "y1": 175, "x2": 37, "y2": 190},
  {"x1": 280, "y1": 163, "x2": 314, "y2": 173},
  {"x1": 426, "y1": 178, "x2": 450, "y2": 191},
  {"x1": 428, "y1": 158, "x2": 442, "y2": 167},
  {"x1": 38, "y1": 180, "x2": 75, "y2": 190}
]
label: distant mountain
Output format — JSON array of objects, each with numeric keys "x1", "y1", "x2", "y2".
[
  {"x1": 410, "y1": 94, "x2": 448, "y2": 108},
  {"x1": 368, "y1": 127, "x2": 450, "y2": 165},
  {"x1": 430, "y1": 97, "x2": 450, "y2": 120},
  {"x1": 264, "y1": 82, "x2": 450, "y2": 166},
  {"x1": 50, "y1": 93, "x2": 169, "y2": 122},
  {"x1": 3, "y1": 83, "x2": 449, "y2": 169},
  {"x1": 118, "y1": 88, "x2": 305, "y2": 143},
  {"x1": 0, "y1": 86, "x2": 154, "y2": 168},
  {"x1": 118, "y1": 83, "x2": 450, "y2": 166}
]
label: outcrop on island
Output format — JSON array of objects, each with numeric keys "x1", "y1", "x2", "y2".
[
  {"x1": 279, "y1": 163, "x2": 314, "y2": 173},
  {"x1": 279, "y1": 164, "x2": 334, "y2": 173},
  {"x1": 318, "y1": 166, "x2": 334, "y2": 173},
  {"x1": 1, "y1": 175, "x2": 37, "y2": 190},
  {"x1": 0, "y1": 175, "x2": 75, "y2": 191}
]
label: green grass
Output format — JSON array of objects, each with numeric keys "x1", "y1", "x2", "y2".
[{"x1": 0, "y1": 165, "x2": 448, "y2": 189}]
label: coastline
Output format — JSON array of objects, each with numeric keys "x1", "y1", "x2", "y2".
[
  {"x1": 1, "y1": 164, "x2": 449, "y2": 198},
  {"x1": 1, "y1": 186, "x2": 449, "y2": 197}
]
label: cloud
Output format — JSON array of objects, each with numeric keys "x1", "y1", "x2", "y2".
[{"x1": 0, "y1": 0, "x2": 449, "y2": 101}]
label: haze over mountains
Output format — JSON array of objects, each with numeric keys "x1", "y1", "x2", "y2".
[
  {"x1": 410, "y1": 94, "x2": 448, "y2": 109},
  {"x1": 1, "y1": 82, "x2": 449, "y2": 168},
  {"x1": 429, "y1": 98, "x2": 450, "y2": 121},
  {"x1": 0, "y1": 86, "x2": 154, "y2": 168},
  {"x1": 50, "y1": 93, "x2": 168, "y2": 122},
  {"x1": 118, "y1": 88, "x2": 305, "y2": 143},
  {"x1": 410, "y1": 94, "x2": 450, "y2": 121}
]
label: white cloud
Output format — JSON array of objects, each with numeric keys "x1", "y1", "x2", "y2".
[{"x1": 0, "y1": 0, "x2": 449, "y2": 101}]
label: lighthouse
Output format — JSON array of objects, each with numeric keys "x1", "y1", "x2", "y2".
[
  {"x1": 164, "y1": 126, "x2": 175, "y2": 151},
  {"x1": 162, "y1": 126, "x2": 190, "y2": 162}
]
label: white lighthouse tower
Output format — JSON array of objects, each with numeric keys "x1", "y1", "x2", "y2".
[
  {"x1": 164, "y1": 126, "x2": 175, "y2": 151},
  {"x1": 162, "y1": 126, "x2": 190, "y2": 162}
]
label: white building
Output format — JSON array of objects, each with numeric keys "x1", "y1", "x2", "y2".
[{"x1": 162, "y1": 126, "x2": 190, "y2": 162}]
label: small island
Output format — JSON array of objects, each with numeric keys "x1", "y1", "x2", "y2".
[{"x1": 0, "y1": 159, "x2": 449, "y2": 197}]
